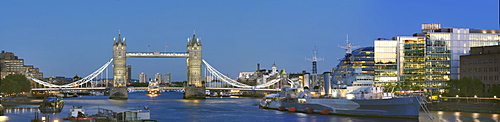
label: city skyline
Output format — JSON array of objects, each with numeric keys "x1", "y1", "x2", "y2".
[{"x1": 1, "y1": 1, "x2": 498, "y2": 82}]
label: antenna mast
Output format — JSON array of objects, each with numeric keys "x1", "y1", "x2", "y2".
[
  {"x1": 339, "y1": 34, "x2": 358, "y2": 54},
  {"x1": 306, "y1": 46, "x2": 323, "y2": 74}
]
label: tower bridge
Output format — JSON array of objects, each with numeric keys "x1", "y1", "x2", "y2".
[{"x1": 30, "y1": 31, "x2": 294, "y2": 99}]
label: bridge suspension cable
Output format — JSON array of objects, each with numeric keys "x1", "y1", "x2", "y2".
[
  {"x1": 202, "y1": 59, "x2": 290, "y2": 89},
  {"x1": 31, "y1": 59, "x2": 113, "y2": 88}
]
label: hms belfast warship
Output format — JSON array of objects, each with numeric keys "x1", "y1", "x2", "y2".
[{"x1": 259, "y1": 39, "x2": 426, "y2": 119}]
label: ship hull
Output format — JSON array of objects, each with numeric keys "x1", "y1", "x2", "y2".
[
  {"x1": 39, "y1": 97, "x2": 64, "y2": 113},
  {"x1": 260, "y1": 97, "x2": 420, "y2": 119}
]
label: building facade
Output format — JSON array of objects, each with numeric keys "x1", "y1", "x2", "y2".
[
  {"x1": 154, "y1": 73, "x2": 162, "y2": 82},
  {"x1": 373, "y1": 23, "x2": 500, "y2": 92},
  {"x1": 374, "y1": 40, "x2": 398, "y2": 83},
  {"x1": 164, "y1": 73, "x2": 171, "y2": 84},
  {"x1": 139, "y1": 72, "x2": 147, "y2": 83},
  {"x1": 0, "y1": 51, "x2": 43, "y2": 79},
  {"x1": 460, "y1": 45, "x2": 500, "y2": 91}
]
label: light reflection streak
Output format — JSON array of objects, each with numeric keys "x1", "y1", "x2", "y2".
[
  {"x1": 454, "y1": 112, "x2": 462, "y2": 122},
  {"x1": 492, "y1": 114, "x2": 498, "y2": 121},
  {"x1": 0, "y1": 116, "x2": 9, "y2": 121}
]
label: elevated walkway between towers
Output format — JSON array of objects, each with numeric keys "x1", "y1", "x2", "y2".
[{"x1": 126, "y1": 52, "x2": 188, "y2": 58}]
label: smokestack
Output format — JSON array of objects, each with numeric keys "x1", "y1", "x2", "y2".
[
  {"x1": 323, "y1": 72, "x2": 332, "y2": 95},
  {"x1": 257, "y1": 63, "x2": 260, "y2": 71}
]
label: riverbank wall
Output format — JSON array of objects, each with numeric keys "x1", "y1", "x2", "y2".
[{"x1": 427, "y1": 102, "x2": 500, "y2": 114}]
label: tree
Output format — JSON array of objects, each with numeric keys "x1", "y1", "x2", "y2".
[
  {"x1": 487, "y1": 84, "x2": 500, "y2": 97},
  {"x1": 447, "y1": 78, "x2": 484, "y2": 97},
  {"x1": 0, "y1": 74, "x2": 32, "y2": 94}
]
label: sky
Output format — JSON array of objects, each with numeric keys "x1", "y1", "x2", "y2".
[{"x1": 0, "y1": 1, "x2": 498, "y2": 82}]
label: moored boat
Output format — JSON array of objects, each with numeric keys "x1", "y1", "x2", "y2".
[
  {"x1": 259, "y1": 43, "x2": 426, "y2": 119},
  {"x1": 260, "y1": 94, "x2": 421, "y2": 118},
  {"x1": 39, "y1": 97, "x2": 64, "y2": 113},
  {"x1": 66, "y1": 105, "x2": 95, "y2": 122}
]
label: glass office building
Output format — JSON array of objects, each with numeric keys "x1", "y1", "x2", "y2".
[{"x1": 374, "y1": 23, "x2": 500, "y2": 91}]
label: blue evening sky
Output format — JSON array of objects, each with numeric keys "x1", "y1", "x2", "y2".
[{"x1": 0, "y1": 1, "x2": 498, "y2": 82}]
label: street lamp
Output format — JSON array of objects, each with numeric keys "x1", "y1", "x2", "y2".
[
  {"x1": 456, "y1": 95, "x2": 459, "y2": 97},
  {"x1": 494, "y1": 96, "x2": 497, "y2": 98}
]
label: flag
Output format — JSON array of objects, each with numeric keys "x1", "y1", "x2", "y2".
[
  {"x1": 165, "y1": 45, "x2": 168, "y2": 47},
  {"x1": 148, "y1": 45, "x2": 150, "y2": 47}
]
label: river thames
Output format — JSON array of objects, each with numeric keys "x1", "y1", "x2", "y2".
[{"x1": 0, "y1": 92, "x2": 498, "y2": 122}]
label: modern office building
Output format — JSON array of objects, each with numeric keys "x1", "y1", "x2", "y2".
[
  {"x1": 373, "y1": 23, "x2": 500, "y2": 92},
  {"x1": 139, "y1": 72, "x2": 147, "y2": 83},
  {"x1": 0, "y1": 51, "x2": 43, "y2": 79},
  {"x1": 374, "y1": 40, "x2": 399, "y2": 83},
  {"x1": 460, "y1": 45, "x2": 500, "y2": 91}
]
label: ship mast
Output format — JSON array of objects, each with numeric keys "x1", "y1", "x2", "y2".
[
  {"x1": 339, "y1": 34, "x2": 358, "y2": 54},
  {"x1": 306, "y1": 46, "x2": 323, "y2": 88}
]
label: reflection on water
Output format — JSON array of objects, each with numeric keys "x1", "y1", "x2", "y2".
[
  {"x1": 427, "y1": 111, "x2": 500, "y2": 122},
  {"x1": 0, "y1": 92, "x2": 498, "y2": 122},
  {"x1": 0, "y1": 116, "x2": 8, "y2": 122}
]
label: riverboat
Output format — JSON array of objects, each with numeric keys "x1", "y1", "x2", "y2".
[
  {"x1": 39, "y1": 97, "x2": 64, "y2": 113},
  {"x1": 66, "y1": 105, "x2": 95, "y2": 122},
  {"x1": 148, "y1": 80, "x2": 160, "y2": 94}
]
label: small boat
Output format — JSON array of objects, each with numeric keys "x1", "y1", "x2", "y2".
[
  {"x1": 66, "y1": 105, "x2": 95, "y2": 122},
  {"x1": 39, "y1": 97, "x2": 64, "y2": 113}
]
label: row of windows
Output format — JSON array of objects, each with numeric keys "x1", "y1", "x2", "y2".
[
  {"x1": 428, "y1": 34, "x2": 451, "y2": 41},
  {"x1": 469, "y1": 34, "x2": 500, "y2": 41},
  {"x1": 375, "y1": 59, "x2": 396, "y2": 64},
  {"x1": 463, "y1": 76, "x2": 499, "y2": 81},
  {"x1": 426, "y1": 47, "x2": 450, "y2": 53},
  {"x1": 404, "y1": 50, "x2": 424, "y2": 56},
  {"x1": 403, "y1": 69, "x2": 424, "y2": 75},
  {"x1": 404, "y1": 57, "x2": 425, "y2": 62},
  {"x1": 400, "y1": 75, "x2": 450, "y2": 81},
  {"x1": 404, "y1": 44, "x2": 425, "y2": 50},
  {"x1": 469, "y1": 41, "x2": 498, "y2": 47},
  {"x1": 426, "y1": 61, "x2": 450, "y2": 67},
  {"x1": 462, "y1": 59, "x2": 500, "y2": 65},
  {"x1": 426, "y1": 40, "x2": 450, "y2": 46},
  {"x1": 374, "y1": 65, "x2": 397, "y2": 70},
  {"x1": 426, "y1": 54, "x2": 450, "y2": 60},
  {"x1": 353, "y1": 84, "x2": 373, "y2": 86},
  {"x1": 403, "y1": 63, "x2": 425, "y2": 69},
  {"x1": 462, "y1": 67, "x2": 499, "y2": 73},
  {"x1": 375, "y1": 71, "x2": 397, "y2": 76},
  {"x1": 402, "y1": 38, "x2": 425, "y2": 44}
]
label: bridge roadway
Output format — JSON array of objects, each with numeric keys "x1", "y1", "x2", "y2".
[{"x1": 32, "y1": 87, "x2": 280, "y2": 91}]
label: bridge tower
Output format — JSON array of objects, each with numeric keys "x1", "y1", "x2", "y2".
[
  {"x1": 111, "y1": 31, "x2": 128, "y2": 99},
  {"x1": 187, "y1": 31, "x2": 202, "y2": 87},
  {"x1": 184, "y1": 31, "x2": 205, "y2": 99}
]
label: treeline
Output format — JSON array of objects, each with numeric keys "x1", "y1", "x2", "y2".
[
  {"x1": 445, "y1": 78, "x2": 500, "y2": 97},
  {"x1": 0, "y1": 74, "x2": 32, "y2": 94}
]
